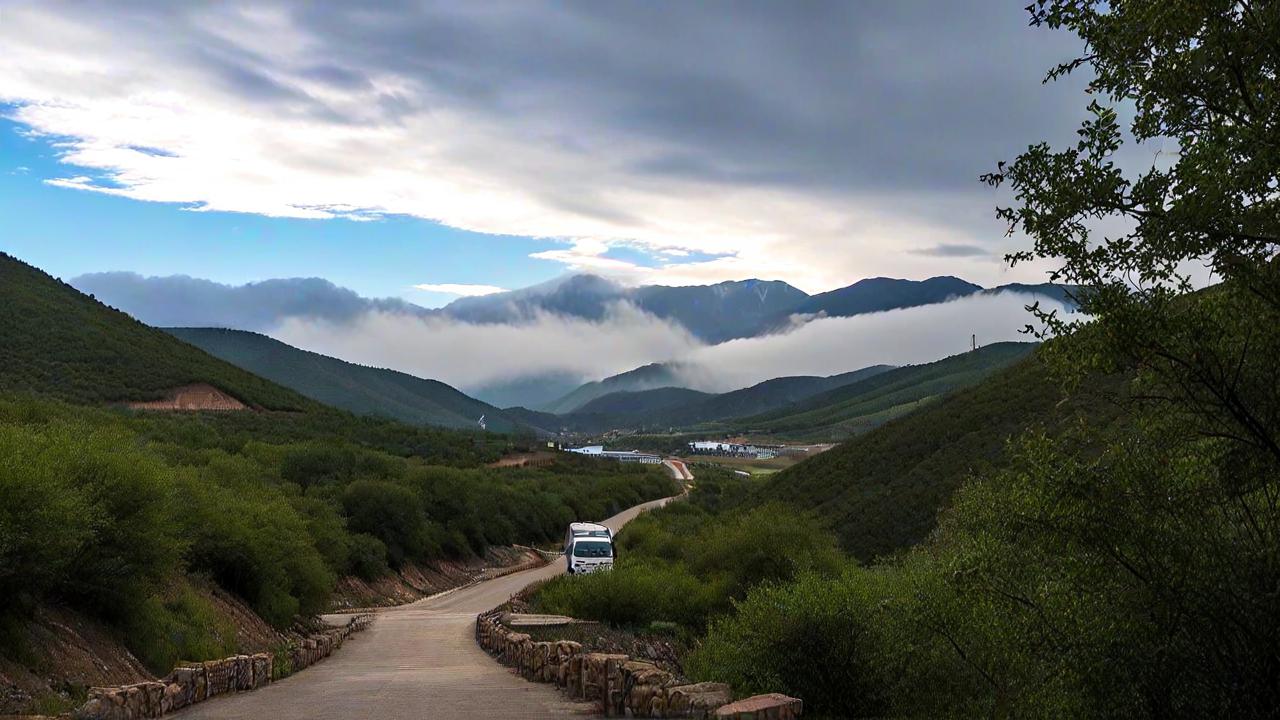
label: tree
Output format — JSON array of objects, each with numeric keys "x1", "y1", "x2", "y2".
[
  {"x1": 983, "y1": 1, "x2": 1279, "y2": 458},
  {"x1": 955, "y1": 3, "x2": 1280, "y2": 715}
]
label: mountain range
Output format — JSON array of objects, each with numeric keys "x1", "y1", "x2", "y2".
[
  {"x1": 518, "y1": 344, "x2": 1032, "y2": 440},
  {"x1": 456, "y1": 274, "x2": 1072, "y2": 408},
  {"x1": 441, "y1": 274, "x2": 810, "y2": 344},
  {"x1": 20, "y1": 250, "x2": 1072, "y2": 440},
  {"x1": 444, "y1": 273, "x2": 1074, "y2": 349}
]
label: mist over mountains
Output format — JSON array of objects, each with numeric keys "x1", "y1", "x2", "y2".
[
  {"x1": 70, "y1": 270, "x2": 1076, "y2": 409},
  {"x1": 441, "y1": 274, "x2": 810, "y2": 343}
]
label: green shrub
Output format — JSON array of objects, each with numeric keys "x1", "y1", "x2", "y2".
[
  {"x1": 534, "y1": 560, "x2": 724, "y2": 629},
  {"x1": 686, "y1": 569, "x2": 890, "y2": 719},
  {"x1": 345, "y1": 533, "x2": 390, "y2": 580},
  {"x1": 124, "y1": 581, "x2": 238, "y2": 675},
  {"x1": 536, "y1": 499, "x2": 843, "y2": 632},
  {"x1": 0, "y1": 421, "x2": 182, "y2": 619},
  {"x1": 342, "y1": 479, "x2": 438, "y2": 567},
  {"x1": 174, "y1": 473, "x2": 333, "y2": 627},
  {"x1": 687, "y1": 503, "x2": 843, "y2": 597}
]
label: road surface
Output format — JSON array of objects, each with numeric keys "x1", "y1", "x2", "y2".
[{"x1": 175, "y1": 492, "x2": 678, "y2": 720}]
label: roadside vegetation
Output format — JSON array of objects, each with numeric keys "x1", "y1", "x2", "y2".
[
  {"x1": 0, "y1": 395, "x2": 674, "y2": 676},
  {"x1": 533, "y1": 469, "x2": 839, "y2": 636},
  {"x1": 532, "y1": 3, "x2": 1280, "y2": 716}
]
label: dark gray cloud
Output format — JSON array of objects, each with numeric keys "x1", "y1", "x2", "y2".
[
  {"x1": 279, "y1": 1, "x2": 1089, "y2": 195},
  {"x1": 71, "y1": 272, "x2": 431, "y2": 331},
  {"x1": 910, "y1": 243, "x2": 990, "y2": 258},
  {"x1": 23, "y1": 0, "x2": 1088, "y2": 197},
  {"x1": 4, "y1": 1, "x2": 1103, "y2": 289}
]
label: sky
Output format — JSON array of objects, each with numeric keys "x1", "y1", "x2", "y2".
[{"x1": 0, "y1": 1, "x2": 1098, "y2": 307}]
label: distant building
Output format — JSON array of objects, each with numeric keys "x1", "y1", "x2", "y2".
[
  {"x1": 566, "y1": 446, "x2": 662, "y2": 464},
  {"x1": 686, "y1": 441, "x2": 777, "y2": 460}
]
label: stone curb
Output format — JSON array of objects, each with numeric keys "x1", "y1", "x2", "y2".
[
  {"x1": 474, "y1": 609, "x2": 802, "y2": 718},
  {"x1": 71, "y1": 614, "x2": 374, "y2": 720}
]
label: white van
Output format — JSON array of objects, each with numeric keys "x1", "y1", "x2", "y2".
[{"x1": 564, "y1": 522, "x2": 614, "y2": 574}]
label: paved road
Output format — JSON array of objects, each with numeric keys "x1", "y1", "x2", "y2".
[{"x1": 175, "y1": 492, "x2": 678, "y2": 720}]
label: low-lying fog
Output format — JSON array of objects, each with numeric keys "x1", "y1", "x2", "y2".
[{"x1": 271, "y1": 291, "x2": 1071, "y2": 397}]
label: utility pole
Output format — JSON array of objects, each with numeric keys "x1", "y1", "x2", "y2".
[{"x1": 971, "y1": 333, "x2": 977, "y2": 352}]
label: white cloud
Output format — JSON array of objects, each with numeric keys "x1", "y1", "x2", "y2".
[
  {"x1": 674, "y1": 291, "x2": 1071, "y2": 391},
  {"x1": 265, "y1": 290, "x2": 1065, "y2": 397},
  {"x1": 270, "y1": 301, "x2": 702, "y2": 390},
  {"x1": 412, "y1": 283, "x2": 507, "y2": 297},
  {"x1": 0, "y1": 2, "x2": 1088, "y2": 293}
]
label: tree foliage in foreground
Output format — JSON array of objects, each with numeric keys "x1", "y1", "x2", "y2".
[{"x1": 695, "y1": 3, "x2": 1280, "y2": 717}]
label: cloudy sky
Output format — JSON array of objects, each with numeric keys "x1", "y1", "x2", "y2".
[{"x1": 0, "y1": 1, "x2": 1094, "y2": 306}]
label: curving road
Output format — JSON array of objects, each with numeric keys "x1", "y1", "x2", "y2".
[{"x1": 174, "y1": 486, "x2": 681, "y2": 719}]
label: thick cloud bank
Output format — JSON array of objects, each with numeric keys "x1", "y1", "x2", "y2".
[
  {"x1": 71, "y1": 269, "x2": 1065, "y2": 398},
  {"x1": 72, "y1": 272, "x2": 429, "y2": 331},
  {"x1": 271, "y1": 302, "x2": 701, "y2": 391},
  {"x1": 676, "y1": 292, "x2": 1069, "y2": 392},
  {"x1": 270, "y1": 291, "x2": 1068, "y2": 395}
]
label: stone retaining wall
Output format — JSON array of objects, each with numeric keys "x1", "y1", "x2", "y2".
[
  {"x1": 72, "y1": 614, "x2": 373, "y2": 720},
  {"x1": 475, "y1": 610, "x2": 801, "y2": 719}
]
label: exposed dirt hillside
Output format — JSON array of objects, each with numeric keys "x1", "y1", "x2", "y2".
[{"x1": 125, "y1": 383, "x2": 249, "y2": 411}]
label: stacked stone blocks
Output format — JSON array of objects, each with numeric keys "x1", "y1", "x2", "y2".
[
  {"x1": 475, "y1": 609, "x2": 801, "y2": 718},
  {"x1": 73, "y1": 613, "x2": 374, "y2": 720}
]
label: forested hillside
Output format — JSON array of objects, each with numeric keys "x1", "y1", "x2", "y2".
[
  {"x1": 544, "y1": 362, "x2": 690, "y2": 414},
  {"x1": 571, "y1": 365, "x2": 894, "y2": 431},
  {"x1": 574, "y1": 386, "x2": 713, "y2": 417},
  {"x1": 751, "y1": 345, "x2": 1123, "y2": 559},
  {"x1": 166, "y1": 327, "x2": 526, "y2": 432},
  {"x1": 788, "y1": 275, "x2": 981, "y2": 318},
  {"x1": 736, "y1": 342, "x2": 1034, "y2": 440},
  {"x1": 0, "y1": 253, "x2": 313, "y2": 410}
]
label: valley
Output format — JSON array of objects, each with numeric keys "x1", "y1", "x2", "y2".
[{"x1": 2, "y1": 3, "x2": 1276, "y2": 716}]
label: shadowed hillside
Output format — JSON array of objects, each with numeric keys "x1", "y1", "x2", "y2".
[
  {"x1": 166, "y1": 327, "x2": 527, "y2": 432},
  {"x1": 736, "y1": 342, "x2": 1036, "y2": 440},
  {"x1": 0, "y1": 253, "x2": 313, "y2": 411},
  {"x1": 750, "y1": 346, "x2": 1125, "y2": 560}
]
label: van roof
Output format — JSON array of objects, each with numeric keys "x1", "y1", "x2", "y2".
[{"x1": 569, "y1": 522, "x2": 610, "y2": 533}]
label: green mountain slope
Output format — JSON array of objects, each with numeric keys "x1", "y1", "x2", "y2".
[
  {"x1": 737, "y1": 342, "x2": 1035, "y2": 440},
  {"x1": 570, "y1": 365, "x2": 896, "y2": 431},
  {"x1": 545, "y1": 362, "x2": 690, "y2": 414},
  {"x1": 751, "y1": 347, "x2": 1125, "y2": 561},
  {"x1": 0, "y1": 253, "x2": 313, "y2": 410},
  {"x1": 574, "y1": 386, "x2": 713, "y2": 417},
  {"x1": 166, "y1": 327, "x2": 524, "y2": 432}
]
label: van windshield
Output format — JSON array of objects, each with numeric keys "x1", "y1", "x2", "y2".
[{"x1": 572, "y1": 540, "x2": 613, "y2": 558}]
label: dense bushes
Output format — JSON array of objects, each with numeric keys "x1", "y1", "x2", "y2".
[
  {"x1": 686, "y1": 570, "x2": 890, "y2": 718},
  {"x1": 534, "y1": 472, "x2": 842, "y2": 633},
  {"x1": 0, "y1": 395, "x2": 675, "y2": 675},
  {"x1": 124, "y1": 582, "x2": 239, "y2": 675},
  {"x1": 0, "y1": 421, "x2": 181, "y2": 621},
  {"x1": 173, "y1": 470, "x2": 335, "y2": 627},
  {"x1": 693, "y1": 381, "x2": 1280, "y2": 718}
]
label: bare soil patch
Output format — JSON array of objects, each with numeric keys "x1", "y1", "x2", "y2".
[
  {"x1": 126, "y1": 383, "x2": 248, "y2": 411},
  {"x1": 486, "y1": 451, "x2": 557, "y2": 469}
]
